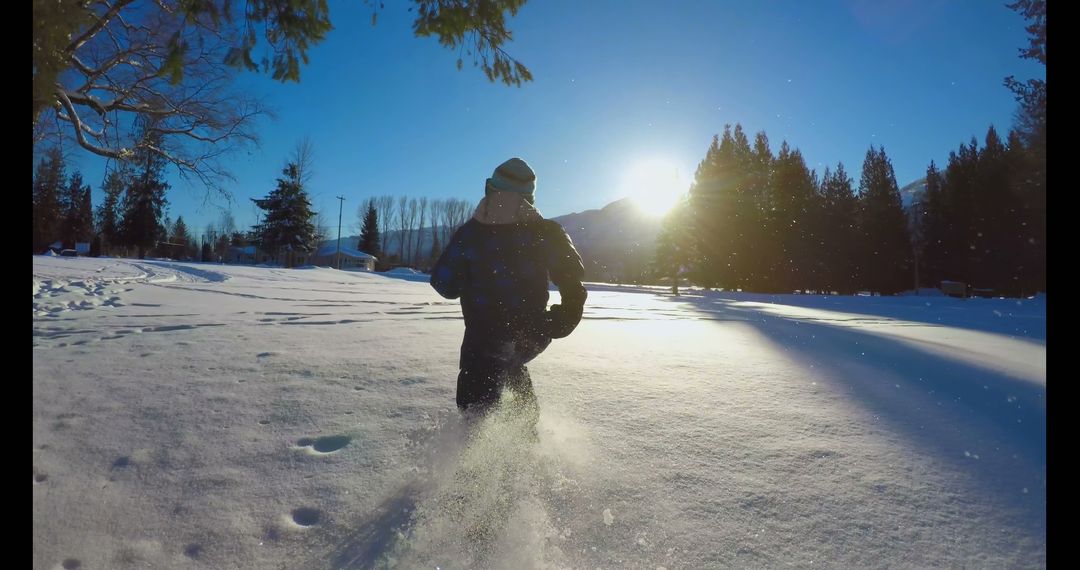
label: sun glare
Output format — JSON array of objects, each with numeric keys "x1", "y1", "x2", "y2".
[{"x1": 622, "y1": 159, "x2": 686, "y2": 216}]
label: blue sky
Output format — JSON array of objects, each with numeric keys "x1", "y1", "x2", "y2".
[{"x1": 61, "y1": 0, "x2": 1043, "y2": 238}]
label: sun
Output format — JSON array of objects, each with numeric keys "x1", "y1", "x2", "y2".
[{"x1": 621, "y1": 159, "x2": 687, "y2": 216}]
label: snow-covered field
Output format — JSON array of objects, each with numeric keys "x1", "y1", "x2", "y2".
[{"x1": 33, "y1": 257, "x2": 1046, "y2": 569}]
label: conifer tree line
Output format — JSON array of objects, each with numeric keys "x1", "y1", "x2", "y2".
[
  {"x1": 33, "y1": 126, "x2": 174, "y2": 260},
  {"x1": 654, "y1": 122, "x2": 1045, "y2": 297},
  {"x1": 32, "y1": 145, "x2": 477, "y2": 269},
  {"x1": 655, "y1": 0, "x2": 1044, "y2": 298}
]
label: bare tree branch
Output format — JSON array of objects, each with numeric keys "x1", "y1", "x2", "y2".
[
  {"x1": 55, "y1": 87, "x2": 128, "y2": 159},
  {"x1": 292, "y1": 136, "x2": 316, "y2": 186},
  {"x1": 66, "y1": 0, "x2": 137, "y2": 55},
  {"x1": 37, "y1": 0, "x2": 529, "y2": 199},
  {"x1": 38, "y1": 0, "x2": 268, "y2": 197}
]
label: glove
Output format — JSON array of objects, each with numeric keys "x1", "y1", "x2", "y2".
[{"x1": 545, "y1": 304, "x2": 582, "y2": 339}]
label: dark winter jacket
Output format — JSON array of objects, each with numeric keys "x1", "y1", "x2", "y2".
[{"x1": 430, "y1": 193, "x2": 587, "y2": 370}]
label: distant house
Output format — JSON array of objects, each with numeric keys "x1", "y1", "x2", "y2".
[
  {"x1": 226, "y1": 245, "x2": 258, "y2": 265},
  {"x1": 43, "y1": 240, "x2": 87, "y2": 256},
  {"x1": 940, "y1": 280, "x2": 968, "y2": 298},
  {"x1": 311, "y1": 243, "x2": 376, "y2": 271},
  {"x1": 155, "y1": 241, "x2": 189, "y2": 260}
]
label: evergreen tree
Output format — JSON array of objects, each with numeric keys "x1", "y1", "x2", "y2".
[
  {"x1": 653, "y1": 196, "x2": 692, "y2": 295},
  {"x1": 218, "y1": 233, "x2": 235, "y2": 260},
  {"x1": 917, "y1": 160, "x2": 948, "y2": 288},
  {"x1": 1005, "y1": 129, "x2": 1044, "y2": 294},
  {"x1": 939, "y1": 139, "x2": 980, "y2": 284},
  {"x1": 818, "y1": 163, "x2": 860, "y2": 294},
  {"x1": 160, "y1": 215, "x2": 173, "y2": 255},
  {"x1": 766, "y1": 141, "x2": 819, "y2": 292},
  {"x1": 857, "y1": 146, "x2": 911, "y2": 294},
  {"x1": 32, "y1": 147, "x2": 65, "y2": 251},
  {"x1": 801, "y1": 165, "x2": 825, "y2": 293},
  {"x1": 172, "y1": 216, "x2": 196, "y2": 259},
  {"x1": 96, "y1": 167, "x2": 127, "y2": 254},
  {"x1": 171, "y1": 217, "x2": 185, "y2": 244},
  {"x1": 252, "y1": 163, "x2": 317, "y2": 266},
  {"x1": 686, "y1": 133, "x2": 723, "y2": 287},
  {"x1": 1004, "y1": 1, "x2": 1044, "y2": 295},
  {"x1": 60, "y1": 171, "x2": 81, "y2": 247},
  {"x1": 972, "y1": 125, "x2": 1020, "y2": 294},
  {"x1": 60, "y1": 171, "x2": 93, "y2": 246},
  {"x1": 742, "y1": 131, "x2": 775, "y2": 291},
  {"x1": 685, "y1": 124, "x2": 777, "y2": 292},
  {"x1": 120, "y1": 130, "x2": 171, "y2": 259},
  {"x1": 78, "y1": 183, "x2": 93, "y2": 245},
  {"x1": 358, "y1": 199, "x2": 381, "y2": 256}
]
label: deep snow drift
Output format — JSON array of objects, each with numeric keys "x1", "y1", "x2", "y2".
[{"x1": 33, "y1": 257, "x2": 1045, "y2": 568}]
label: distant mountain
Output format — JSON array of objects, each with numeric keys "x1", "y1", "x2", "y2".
[
  {"x1": 897, "y1": 177, "x2": 929, "y2": 236},
  {"x1": 551, "y1": 198, "x2": 662, "y2": 283},
  {"x1": 899, "y1": 177, "x2": 927, "y2": 209},
  {"x1": 321, "y1": 197, "x2": 664, "y2": 281}
]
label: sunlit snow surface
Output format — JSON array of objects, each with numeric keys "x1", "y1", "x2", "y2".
[{"x1": 33, "y1": 257, "x2": 1045, "y2": 568}]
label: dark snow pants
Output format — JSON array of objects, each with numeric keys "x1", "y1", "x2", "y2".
[
  {"x1": 456, "y1": 363, "x2": 536, "y2": 413},
  {"x1": 456, "y1": 328, "x2": 548, "y2": 415}
]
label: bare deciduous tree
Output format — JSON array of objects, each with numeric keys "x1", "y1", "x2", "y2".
[
  {"x1": 376, "y1": 195, "x2": 396, "y2": 256},
  {"x1": 33, "y1": 1, "x2": 274, "y2": 195},
  {"x1": 313, "y1": 210, "x2": 330, "y2": 253},
  {"x1": 441, "y1": 199, "x2": 454, "y2": 246},
  {"x1": 292, "y1": 137, "x2": 317, "y2": 187},
  {"x1": 430, "y1": 198, "x2": 446, "y2": 246},
  {"x1": 415, "y1": 197, "x2": 429, "y2": 265},
  {"x1": 445, "y1": 197, "x2": 473, "y2": 238},
  {"x1": 405, "y1": 198, "x2": 419, "y2": 266},
  {"x1": 33, "y1": 1, "x2": 531, "y2": 198},
  {"x1": 397, "y1": 196, "x2": 409, "y2": 263}
]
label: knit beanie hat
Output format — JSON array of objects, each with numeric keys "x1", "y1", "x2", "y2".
[{"x1": 485, "y1": 157, "x2": 536, "y2": 197}]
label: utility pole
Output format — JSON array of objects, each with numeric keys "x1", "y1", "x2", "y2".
[
  {"x1": 335, "y1": 195, "x2": 345, "y2": 270},
  {"x1": 253, "y1": 208, "x2": 262, "y2": 266}
]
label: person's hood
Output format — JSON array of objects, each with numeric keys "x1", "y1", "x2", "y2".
[{"x1": 472, "y1": 191, "x2": 544, "y2": 225}]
